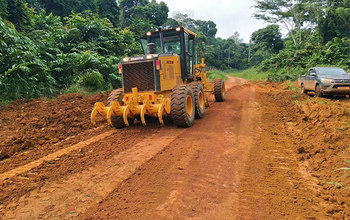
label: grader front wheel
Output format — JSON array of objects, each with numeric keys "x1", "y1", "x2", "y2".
[
  {"x1": 190, "y1": 82, "x2": 205, "y2": 119},
  {"x1": 214, "y1": 79, "x2": 226, "y2": 102},
  {"x1": 171, "y1": 85, "x2": 195, "y2": 127},
  {"x1": 107, "y1": 89, "x2": 134, "y2": 128}
]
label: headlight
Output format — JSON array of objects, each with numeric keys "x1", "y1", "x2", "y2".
[
  {"x1": 146, "y1": 54, "x2": 153, "y2": 59},
  {"x1": 123, "y1": 57, "x2": 130, "y2": 62},
  {"x1": 320, "y1": 78, "x2": 333, "y2": 84}
]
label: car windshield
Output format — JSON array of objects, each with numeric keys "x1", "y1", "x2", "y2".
[{"x1": 318, "y1": 68, "x2": 347, "y2": 75}]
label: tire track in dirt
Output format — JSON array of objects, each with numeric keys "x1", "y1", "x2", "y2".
[
  {"x1": 233, "y1": 84, "x2": 323, "y2": 219},
  {"x1": 0, "y1": 78, "x2": 260, "y2": 219},
  {"x1": 2, "y1": 128, "x2": 185, "y2": 219},
  {"x1": 81, "y1": 80, "x2": 256, "y2": 219},
  {"x1": 0, "y1": 130, "x2": 116, "y2": 181}
]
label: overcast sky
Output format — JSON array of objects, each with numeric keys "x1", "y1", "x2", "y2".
[{"x1": 157, "y1": 0, "x2": 268, "y2": 43}]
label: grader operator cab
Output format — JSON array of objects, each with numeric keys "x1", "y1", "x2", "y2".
[{"x1": 91, "y1": 27, "x2": 226, "y2": 128}]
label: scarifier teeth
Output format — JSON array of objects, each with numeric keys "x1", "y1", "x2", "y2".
[
  {"x1": 91, "y1": 99, "x2": 168, "y2": 127},
  {"x1": 91, "y1": 102, "x2": 107, "y2": 125},
  {"x1": 107, "y1": 101, "x2": 121, "y2": 126},
  {"x1": 140, "y1": 105, "x2": 147, "y2": 126}
]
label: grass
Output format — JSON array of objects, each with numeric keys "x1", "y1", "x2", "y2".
[
  {"x1": 326, "y1": 182, "x2": 343, "y2": 189},
  {"x1": 207, "y1": 68, "x2": 269, "y2": 81},
  {"x1": 206, "y1": 69, "x2": 229, "y2": 81},
  {"x1": 228, "y1": 68, "x2": 269, "y2": 81}
]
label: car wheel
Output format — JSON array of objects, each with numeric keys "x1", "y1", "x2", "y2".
[
  {"x1": 315, "y1": 85, "x2": 323, "y2": 97},
  {"x1": 300, "y1": 84, "x2": 307, "y2": 94}
]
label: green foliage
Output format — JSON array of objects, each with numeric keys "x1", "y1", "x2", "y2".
[
  {"x1": 229, "y1": 68, "x2": 269, "y2": 81},
  {"x1": 0, "y1": 0, "x2": 8, "y2": 18},
  {"x1": 171, "y1": 12, "x2": 218, "y2": 38},
  {"x1": 32, "y1": 0, "x2": 96, "y2": 17},
  {"x1": 207, "y1": 69, "x2": 228, "y2": 81},
  {"x1": 250, "y1": 25, "x2": 284, "y2": 65},
  {"x1": 76, "y1": 70, "x2": 106, "y2": 91},
  {"x1": 259, "y1": 34, "x2": 350, "y2": 82},
  {"x1": 95, "y1": 0, "x2": 120, "y2": 26},
  {"x1": 267, "y1": 67, "x2": 306, "y2": 82},
  {"x1": 254, "y1": 0, "x2": 315, "y2": 46},
  {"x1": 0, "y1": 7, "x2": 139, "y2": 102},
  {"x1": 119, "y1": 0, "x2": 148, "y2": 26},
  {"x1": 1, "y1": 0, "x2": 34, "y2": 31},
  {"x1": 0, "y1": 18, "x2": 56, "y2": 101},
  {"x1": 320, "y1": 0, "x2": 350, "y2": 43},
  {"x1": 170, "y1": 13, "x2": 248, "y2": 70},
  {"x1": 253, "y1": 0, "x2": 350, "y2": 82}
]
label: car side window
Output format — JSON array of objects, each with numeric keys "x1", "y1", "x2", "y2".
[{"x1": 308, "y1": 69, "x2": 316, "y2": 75}]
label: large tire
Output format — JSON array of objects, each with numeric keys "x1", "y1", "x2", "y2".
[
  {"x1": 214, "y1": 79, "x2": 226, "y2": 102},
  {"x1": 107, "y1": 89, "x2": 134, "y2": 129},
  {"x1": 107, "y1": 89, "x2": 123, "y2": 105},
  {"x1": 315, "y1": 84, "x2": 323, "y2": 97},
  {"x1": 190, "y1": 82, "x2": 205, "y2": 119},
  {"x1": 171, "y1": 85, "x2": 195, "y2": 127}
]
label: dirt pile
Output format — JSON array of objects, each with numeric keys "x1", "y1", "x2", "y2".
[
  {"x1": 291, "y1": 97, "x2": 350, "y2": 218},
  {"x1": 0, "y1": 92, "x2": 108, "y2": 160},
  {"x1": 257, "y1": 80, "x2": 350, "y2": 218}
]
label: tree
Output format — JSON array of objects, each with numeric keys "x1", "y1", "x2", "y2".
[
  {"x1": 0, "y1": 0, "x2": 8, "y2": 18},
  {"x1": 95, "y1": 0, "x2": 120, "y2": 26},
  {"x1": 34, "y1": 0, "x2": 96, "y2": 17},
  {"x1": 165, "y1": 18, "x2": 179, "y2": 28},
  {"x1": 250, "y1": 25, "x2": 284, "y2": 65},
  {"x1": 119, "y1": 0, "x2": 149, "y2": 26},
  {"x1": 254, "y1": 0, "x2": 312, "y2": 45},
  {"x1": 197, "y1": 20, "x2": 217, "y2": 38},
  {"x1": 171, "y1": 12, "x2": 217, "y2": 38},
  {"x1": 4, "y1": 0, "x2": 34, "y2": 31},
  {"x1": 319, "y1": 0, "x2": 350, "y2": 43},
  {"x1": 132, "y1": 0, "x2": 169, "y2": 27},
  {"x1": 251, "y1": 25, "x2": 283, "y2": 53}
]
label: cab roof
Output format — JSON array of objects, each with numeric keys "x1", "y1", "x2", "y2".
[{"x1": 144, "y1": 27, "x2": 197, "y2": 37}]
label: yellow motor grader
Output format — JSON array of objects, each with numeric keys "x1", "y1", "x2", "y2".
[{"x1": 91, "y1": 27, "x2": 226, "y2": 128}]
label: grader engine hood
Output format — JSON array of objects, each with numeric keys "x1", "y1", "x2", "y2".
[{"x1": 121, "y1": 55, "x2": 161, "y2": 93}]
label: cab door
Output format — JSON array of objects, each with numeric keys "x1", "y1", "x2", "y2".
[
  {"x1": 184, "y1": 33, "x2": 195, "y2": 77},
  {"x1": 180, "y1": 32, "x2": 195, "y2": 81}
]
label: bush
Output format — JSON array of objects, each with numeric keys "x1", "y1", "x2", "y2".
[
  {"x1": 267, "y1": 67, "x2": 306, "y2": 82},
  {"x1": 0, "y1": 10, "x2": 140, "y2": 102},
  {"x1": 77, "y1": 70, "x2": 106, "y2": 91},
  {"x1": 207, "y1": 69, "x2": 228, "y2": 80},
  {"x1": 0, "y1": 18, "x2": 57, "y2": 101}
]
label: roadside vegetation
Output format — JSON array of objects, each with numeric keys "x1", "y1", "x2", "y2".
[
  {"x1": 1, "y1": 0, "x2": 350, "y2": 103},
  {"x1": 252, "y1": 0, "x2": 350, "y2": 81},
  {"x1": 0, "y1": 0, "x2": 249, "y2": 103},
  {"x1": 229, "y1": 68, "x2": 269, "y2": 81}
]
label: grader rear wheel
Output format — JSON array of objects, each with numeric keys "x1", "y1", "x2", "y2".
[
  {"x1": 190, "y1": 82, "x2": 205, "y2": 119},
  {"x1": 171, "y1": 85, "x2": 195, "y2": 127},
  {"x1": 107, "y1": 89, "x2": 134, "y2": 128},
  {"x1": 214, "y1": 79, "x2": 226, "y2": 102}
]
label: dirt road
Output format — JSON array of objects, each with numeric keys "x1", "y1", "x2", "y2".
[{"x1": 1, "y1": 77, "x2": 350, "y2": 219}]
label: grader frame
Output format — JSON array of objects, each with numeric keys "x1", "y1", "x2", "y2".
[{"x1": 91, "y1": 27, "x2": 225, "y2": 128}]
